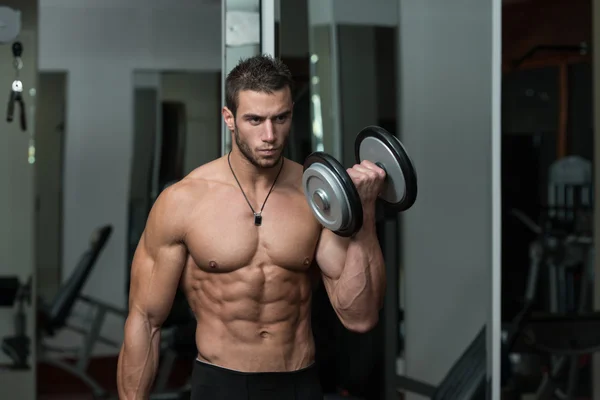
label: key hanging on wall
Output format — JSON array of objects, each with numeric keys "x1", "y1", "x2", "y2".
[{"x1": 6, "y1": 41, "x2": 27, "y2": 132}]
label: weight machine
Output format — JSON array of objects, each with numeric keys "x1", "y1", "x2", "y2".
[
  {"x1": 0, "y1": 276, "x2": 32, "y2": 370},
  {"x1": 504, "y1": 156, "x2": 598, "y2": 399}
]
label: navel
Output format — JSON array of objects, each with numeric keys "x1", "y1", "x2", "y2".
[
  {"x1": 260, "y1": 331, "x2": 271, "y2": 339},
  {"x1": 303, "y1": 257, "x2": 311, "y2": 266},
  {"x1": 209, "y1": 260, "x2": 218, "y2": 269}
]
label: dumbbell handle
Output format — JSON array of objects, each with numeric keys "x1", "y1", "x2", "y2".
[{"x1": 375, "y1": 162, "x2": 388, "y2": 179}]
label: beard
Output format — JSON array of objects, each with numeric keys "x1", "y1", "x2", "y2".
[{"x1": 233, "y1": 121, "x2": 286, "y2": 169}]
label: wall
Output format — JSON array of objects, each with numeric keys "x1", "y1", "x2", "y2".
[
  {"x1": 0, "y1": 1, "x2": 38, "y2": 398},
  {"x1": 397, "y1": 1, "x2": 500, "y2": 399},
  {"x1": 38, "y1": 0, "x2": 221, "y2": 354}
]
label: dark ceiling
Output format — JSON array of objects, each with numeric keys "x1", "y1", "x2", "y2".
[{"x1": 502, "y1": 0, "x2": 591, "y2": 70}]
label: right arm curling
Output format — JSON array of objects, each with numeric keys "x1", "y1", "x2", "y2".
[{"x1": 117, "y1": 185, "x2": 190, "y2": 399}]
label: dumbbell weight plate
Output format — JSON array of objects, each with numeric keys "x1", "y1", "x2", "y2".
[
  {"x1": 355, "y1": 126, "x2": 418, "y2": 212},
  {"x1": 302, "y1": 152, "x2": 363, "y2": 237}
]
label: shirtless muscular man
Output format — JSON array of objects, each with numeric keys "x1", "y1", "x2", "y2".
[{"x1": 116, "y1": 54, "x2": 387, "y2": 400}]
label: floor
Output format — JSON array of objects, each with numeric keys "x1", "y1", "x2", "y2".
[
  {"x1": 37, "y1": 355, "x2": 191, "y2": 400},
  {"x1": 37, "y1": 391, "x2": 383, "y2": 399},
  {"x1": 35, "y1": 356, "x2": 405, "y2": 400}
]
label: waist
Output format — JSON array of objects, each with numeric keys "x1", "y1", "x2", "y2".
[{"x1": 192, "y1": 358, "x2": 319, "y2": 387}]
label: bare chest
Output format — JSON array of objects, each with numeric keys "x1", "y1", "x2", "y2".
[{"x1": 185, "y1": 190, "x2": 321, "y2": 273}]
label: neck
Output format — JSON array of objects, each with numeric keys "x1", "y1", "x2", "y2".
[{"x1": 228, "y1": 147, "x2": 284, "y2": 190}]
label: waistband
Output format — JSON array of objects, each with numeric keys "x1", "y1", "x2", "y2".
[{"x1": 193, "y1": 358, "x2": 318, "y2": 387}]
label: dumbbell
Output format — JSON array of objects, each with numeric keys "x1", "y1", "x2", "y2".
[{"x1": 302, "y1": 126, "x2": 417, "y2": 237}]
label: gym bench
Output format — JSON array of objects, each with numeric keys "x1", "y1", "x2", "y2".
[
  {"x1": 3, "y1": 225, "x2": 118, "y2": 399},
  {"x1": 396, "y1": 326, "x2": 487, "y2": 400}
]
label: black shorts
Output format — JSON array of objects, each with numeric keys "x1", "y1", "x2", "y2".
[{"x1": 190, "y1": 359, "x2": 324, "y2": 400}]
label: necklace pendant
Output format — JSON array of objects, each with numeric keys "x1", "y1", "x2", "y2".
[{"x1": 254, "y1": 213, "x2": 262, "y2": 226}]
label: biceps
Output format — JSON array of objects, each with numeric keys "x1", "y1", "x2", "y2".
[
  {"x1": 128, "y1": 236, "x2": 187, "y2": 327},
  {"x1": 315, "y1": 229, "x2": 350, "y2": 282}
]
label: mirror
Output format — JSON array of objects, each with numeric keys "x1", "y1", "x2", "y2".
[
  {"x1": 31, "y1": 1, "x2": 223, "y2": 398},
  {"x1": 500, "y1": 1, "x2": 596, "y2": 398},
  {"x1": 304, "y1": 0, "x2": 502, "y2": 399},
  {"x1": 0, "y1": 1, "x2": 38, "y2": 399},
  {"x1": 276, "y1": 0, "x2": 312, "y2": 163}
]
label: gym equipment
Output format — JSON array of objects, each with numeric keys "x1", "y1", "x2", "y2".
[
  {"x1": 355, "y1": 126, "x2": 417, "y2": 212},
  {"x1": 0, "y1": 277, "x2": 21, "y2": 307},
  {"x1": 3, "y1": 225, "x2": 115, "y2": 399},
  {"x1": 0, "y1": 276, "x2": 31, "y2": 370},
  {"x1": 6, "y1": 41, "x2": 27, "y2": 132},
  {"x1": 396, "y1": 326, "x2": 487, "y2": 399},
  {"x1": 303, "y1": 126, "x2": 417, "y2": 237},
  {"x1": 504, "y1": 160, "x2": 595, "y2": 400},
  {"x1": 504, "y1": 208, "x2": 597, "y2": 400},
  {"x1": 303, "y1": 152, "x2": 363, "y2": 236},
  {"x1": 13, "y1": 223, "x2": 193, "y2": 400}
]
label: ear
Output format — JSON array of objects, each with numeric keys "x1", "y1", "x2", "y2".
[{"x1": 222, "y1": 107, "x2": 235, "y2": 131}]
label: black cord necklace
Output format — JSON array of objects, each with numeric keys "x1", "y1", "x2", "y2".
[{"x1": 228, "y1": 151, "x2": 285, "y2": 226}]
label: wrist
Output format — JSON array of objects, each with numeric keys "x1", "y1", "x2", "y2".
[
  {"x1": 362, "y1": 203, "x2": 377, "y2": 226},
  {"x1": 356, "y1": 209, "x2": 377, "y2": 237}
]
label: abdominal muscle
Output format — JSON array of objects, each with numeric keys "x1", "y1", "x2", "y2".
[{"x1": 181, "y1": 263, "x2": 316, "y2": 373}]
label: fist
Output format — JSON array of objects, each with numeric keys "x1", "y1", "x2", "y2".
[{"x1": 347, "y1": 160, "x2": 386, "y2": 206}]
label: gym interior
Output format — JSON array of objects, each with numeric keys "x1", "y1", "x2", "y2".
[{"x1": 0, "y1": 0, "x2": 597, "y2": 399}]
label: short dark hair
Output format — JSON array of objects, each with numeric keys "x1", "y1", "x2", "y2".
[{"x1": 225, "y1": 54, "x2": 294, "y2": 116}]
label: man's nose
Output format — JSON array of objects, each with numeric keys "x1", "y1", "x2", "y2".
[{"x1": 262, "y1": 121, "x2": 276, "y2": 142}]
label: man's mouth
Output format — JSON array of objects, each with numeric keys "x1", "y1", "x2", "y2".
[{"x1": 258, "y1": 148, "x2": 277, "y2": 154}]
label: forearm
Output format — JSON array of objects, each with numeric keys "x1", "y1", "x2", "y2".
[
  {"x1": 331, "y1": 216, "x2": 386, "y2": 331},
  {"x1": 117, "y1": 314, "x2": 161, "y2": 399}
]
